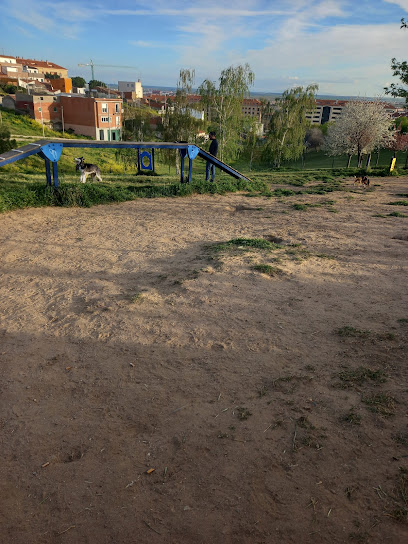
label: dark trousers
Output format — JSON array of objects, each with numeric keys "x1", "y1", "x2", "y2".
[{"x1": 206, "y1": 161, "x2": 215, "y2": 181}]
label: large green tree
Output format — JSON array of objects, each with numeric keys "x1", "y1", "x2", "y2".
[
  {"x1": 385, "y1": 18, "x2": 408, "y2": 102},
  {"x1": 89, "y1": 79, "x2": 107, "y2": 89},
  {"x1": 262, "y1": 84, "x2": 318, "y2": 167},
  {"x1": 198, "y1": 64, "x2": 255, "y2": 162},
  {"x1": 162, "y1": 69, "x2": 203, "y2": 172},
  {"x1": 71, "y1": 76, "x2": 86, "y2": 88}
]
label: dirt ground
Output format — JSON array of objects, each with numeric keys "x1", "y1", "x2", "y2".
[{"x1": 0, "y1": 177, "x2": 407, "y2": 544}]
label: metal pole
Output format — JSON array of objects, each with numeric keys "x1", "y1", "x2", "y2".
[
  {"x1": 61, "y1": 105, "x2": 65, "y2": 136},
  {"x1": 108, "y1": 111, "x2": 111, "y2": 141},
  {"x1": 39, "y1": 107, "x2": 45, "y2": 137}
]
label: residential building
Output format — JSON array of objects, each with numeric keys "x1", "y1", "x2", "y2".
[
  {"x1": 51, "y1": 78, "x2": 73, "y2": 94},
  {"x1": 15, "y1": 93, "x2": 62, "y2": 126},
  {"x1": 14, "y1": 57, "x2": 68, "y2": 78},
  {"x1": 118, "y1": 80, "x2": 143, "y2": 99},
  {"x1": 242, "y1": 98, "x2": 262, "y2": 121},
  {"x1": 0, "y1": 55, "x2": 18, "y2": 65},
  {"x1": 59, "y1": 96, "x2": 123, "y2": 140}
]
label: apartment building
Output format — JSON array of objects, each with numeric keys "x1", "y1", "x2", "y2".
[
  {"x1": 241, "y1": 98, "x2": 263, "y2": 121},
  {"x1": 15, "y1": 93, "x2": 62, "y2": 126},
  {"x1": 14, "y1": 57, "x2": 68, "y2": 78},
  {"x1": 59, "y1": 96, "x2": 123, "y2": 140},
  {"x1": 118, "y1": 80, "x2": 143, "y2": 99},
  {"x1": 305, "y1": 99, "x2": 399, "y2": 125},
  {"x1": 305, "y1": 99, "x2": 348, "y2": 125}
]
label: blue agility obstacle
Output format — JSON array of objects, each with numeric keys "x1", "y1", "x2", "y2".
[{"x1": 0, "y1": 139, "x2": 252, "y2": 186}]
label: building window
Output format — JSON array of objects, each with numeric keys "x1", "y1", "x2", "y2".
[
  {"x1": 40, "y1": 97, "x2": 43, "y2": 100},
  {"x1": 53, "y1": 97, "x2": 57, "y2": 101},
  {"x1": 116, "y1": 115, "x2": 120, "y2": 126},
  {"x1": 101, "y1": 116, "x2": 111, "y2": 122},
  {"x1": 102, "y1": 103, "x2": 108, "y2": 113},
  {"x1": 115, "y1": 103, "x2": 120, "y2": 113},
  {"x1": 99, "y1": 129, "x2": 104, "y2": 140},
  {"x1": 54, "y1": 107, "x2": 57, "y2": 112}
]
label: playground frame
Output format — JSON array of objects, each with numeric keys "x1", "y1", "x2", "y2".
[{"x1": 0, "y1": 140, "x2": 251, "y2": 187}]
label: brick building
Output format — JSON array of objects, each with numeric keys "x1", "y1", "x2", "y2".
[
  {"x1": 59, "y1": 96, "x2": 123, "y2": 140},
  {"x1": 15, "y1": 93, "x2": 62, "y2": 126}
]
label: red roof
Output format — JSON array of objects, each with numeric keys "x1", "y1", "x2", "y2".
[{"x1": 15, "y1": 57, "x2": 67, "y2": 70}]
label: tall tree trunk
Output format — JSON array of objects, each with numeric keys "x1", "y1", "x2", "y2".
[{"x1": 347, "y1": 154, "x2": 352, "y2": 168}]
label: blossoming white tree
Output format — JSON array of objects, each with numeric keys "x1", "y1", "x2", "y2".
[{"x1": 324, "y1": 101, "x2": 395, "y2": 168}]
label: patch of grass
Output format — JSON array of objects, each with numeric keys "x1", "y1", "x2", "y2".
[
  {"x1": 315, "y1": 253, "x2": 336, "y2": 259},
  {"x1": 212, "y1": 238, "x2": 283, "y2": 251},
  {"x1": 335, "y1": 367, "x2": 387, "y2": 389},
  {"x1": 292, "y1": 203, "x2": 309, "y2": 211},
  {"x1": 236, "y1": 406, "x2": 252, "y2": 421},
  {"x1": 397, "y1": 318, "x2": 408, "y2": 324},
  {"x1": 335, "y1": 326, "x2": 371, "y2": 338},
  {"x1": 342, "y1": 410, "x2": 362, "y2": 425},
  {"x1": 252, "y1": 264, "x2": 284, "y2": 277},
  {"x1": 388, "y1": 200, "x2": 408, "y2": 206},
  {"x1": 362, "y1": 393, "x2": 396, "y2": 416},
  {"x1": 388, "y1": 211, "x2": 407, "y2": 217},
  {"x1": 129, "y1": 292, "x2": 144, "y2": 303}
]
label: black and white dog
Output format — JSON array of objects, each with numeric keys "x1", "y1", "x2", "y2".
[{"x1": 74, "y1": 157, "x2": 102, "y2": 183}]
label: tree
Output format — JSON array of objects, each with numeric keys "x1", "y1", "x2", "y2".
[
  {"x1": 71, "y1": 76, "x2": 86, "y2": 88},
  {"x1": 0, "y1": 125, "x2": 16, "y2": 154},
  {"x1": 324, "y1": 101, "x2": 395, "y2": 167},
  {"x1": 385, "y1": 18, "x2": 408, "y2": 102},
  {"x1": 122, "y1": 102, "x2": 155, "y2": 141},
  {"x1": 198, "y1": 64, "x2": 255, "y2": 162},
  {"x1": 262, "y1": 84, "x2": 318, "y2": 167},
  {"x1": 162, "y1": 69, "x2": 203, "y2": 172},
  {"x1": 45, "y1": 73, "x2": 60, "y2": 80},
  {"x1": 395, "y1": 115, "x2": 408, "y2": 134},
  {"x1": 305, "y1": 126, "x2": 325, "y2": 150},
  {"x1": 89, "y1": 79, "x2": 106, "y2": 89}
]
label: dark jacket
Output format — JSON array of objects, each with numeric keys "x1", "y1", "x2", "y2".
[{"x1": 209, "y1": 138, "x2": 218, "y2": 157}]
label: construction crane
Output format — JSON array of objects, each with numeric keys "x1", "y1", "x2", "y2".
[{"x1": 78, "y1": 59, "x2": 137, "y2": 81}]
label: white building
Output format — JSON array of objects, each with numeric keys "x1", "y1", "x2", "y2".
[{"x1": 118, "y1": 79, "x2": 143, "y2": 98}]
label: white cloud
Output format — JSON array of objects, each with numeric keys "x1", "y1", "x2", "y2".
[{"x1": 384, "y1": 0, "x2": 408, "y2": 10}]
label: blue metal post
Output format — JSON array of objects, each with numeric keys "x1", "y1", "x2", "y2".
[
  {"x1": 137, "y1": 149, "x2": 141, "y2": 173},
  {"x1": 52, "y1": 161, "x2": 59, "y2": 188},
  {"x1": 44, "y1": 159, "x2": 52, "y2": 186},
  {"x1": 180, "y1": 154, "x2": 185, "y2": 183},
  {"x1": 188, "y1": 157, "x2": 193, "y2": 183},
  {"x1": 152, "y1": 148, "x2": 155, "y2": 172}
]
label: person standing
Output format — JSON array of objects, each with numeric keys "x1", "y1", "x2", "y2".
[{"x1": 205, "y1": 131, "x2": 218, "y2": 182}]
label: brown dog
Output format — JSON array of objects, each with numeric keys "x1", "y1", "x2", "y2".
[{"x1": 354, "y1": 175, "x2": 370, "y2": 187}]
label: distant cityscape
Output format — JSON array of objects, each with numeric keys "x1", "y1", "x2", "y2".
[{"x1": 1, "y1": 53, "x2": 406, "y2": 143}]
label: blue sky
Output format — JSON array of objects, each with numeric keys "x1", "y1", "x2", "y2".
[{"x1": 1, "y1": 0, "x2": 408, "y2": 96}]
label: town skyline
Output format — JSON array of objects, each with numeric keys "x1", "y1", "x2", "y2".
[{"x1": 1, "y1": 0, "x2": 408, "y2": 97}]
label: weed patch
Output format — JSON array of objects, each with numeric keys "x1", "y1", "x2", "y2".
[
  {"x1": 335, "y1": 326, "x2": 371, "y2": 338},
  {"x1": 362, "y1": 393, "x2": 396, "y2": 416},
  {"x1": 334, "y1": 367, "x2": 387, "y2": 389},
  {"x1": 252, "y1": 264, "x2": 284, "y2": 277},
  {"x1": 388, "y1": 212, "x2": 407, "y2": 218}
]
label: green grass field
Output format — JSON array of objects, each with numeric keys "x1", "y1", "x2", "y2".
[{"x1": 1, "y1": 106, "x2": 406, "y2": 213}]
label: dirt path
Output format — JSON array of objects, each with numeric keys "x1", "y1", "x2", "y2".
[{"x1": 0, "y1": 178, "x2": 407, "y2": 543}]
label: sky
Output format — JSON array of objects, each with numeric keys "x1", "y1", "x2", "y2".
[{"x1": 1, "y1": 0, "x2": 408, "y2": 97}]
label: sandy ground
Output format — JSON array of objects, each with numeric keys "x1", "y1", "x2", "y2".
[{"x1": 0, "y1": 177, "x2": 407, "y2": 544}]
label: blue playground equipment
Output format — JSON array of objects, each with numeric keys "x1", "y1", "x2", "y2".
[{"x1": 0, "y1": 139, "x2": 252, "y2": 187}]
